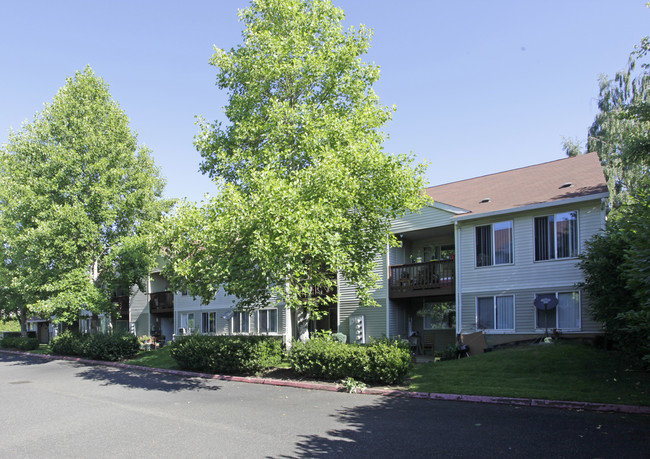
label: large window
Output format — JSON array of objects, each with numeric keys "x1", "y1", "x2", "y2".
[
  {"x1": 476, "y1": 221, "x2": 513, "y2": 267},
  {"x1": 180, "y1": 313, "x2": 195, "y2": 333},
  {"x1": 477, "y1": 295, "x2": 514, "y2": 330},
  {"x1": 257, "y1": 309, "x2": 278, "y2": 334},
  {"x1": 202, "y1": 311, "x2": 216, "y2": 334},
  {"x1": 420, "y1": 302, "x2": 455, "y2": 330},
  {"x1": 534, "y1": 211, "x2": 578, "y2": 261},
  {"x1": 232, "y1": 312, "x2": 250, "y2": 334},
  {"x1": 535, "y1": 292, "x2": 580, "y2": 330}
]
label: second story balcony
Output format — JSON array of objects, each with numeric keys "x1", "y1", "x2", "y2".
[
  {"x1": 150, "y1": 291, "x2": 174, "y2": 314},
  {"x1": 389, "y1": 259, "x2": 455, "y2": 299}
]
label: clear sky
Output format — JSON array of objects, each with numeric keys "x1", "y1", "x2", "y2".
[{"x1": 1, "y1": 1, "x2": 648, "y2": 203}]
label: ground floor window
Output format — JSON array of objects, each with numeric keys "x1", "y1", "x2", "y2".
[
  {"x1": 180, "y1": 312, "x2": 195, "y2": 333},
  {"x1": 420, "y1": 301, "x2": 455, "y2": 329},
  {"x1": 477, "y1": 295, "x2": 514, "y2": 330},
  {"x1": 232, "y1": 312, "x2": 250, "y2": 333},
  {"x1": 202, "y1": 311, "x2": 216, "y2": 334},
  {"x1": 535, "y1": 292, "x2": 580, "y2": 330},
  {"x1": 257, "y1": 309, "x2": 278, "y2": 333}
]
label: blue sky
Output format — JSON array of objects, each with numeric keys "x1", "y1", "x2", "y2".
[{"x1": 1, "y1": 1, "x2": 648, "y2": 203}]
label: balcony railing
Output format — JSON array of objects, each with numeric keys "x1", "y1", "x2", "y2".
[
  {"x1": 389, "y1": 260, "x2": 455, "y2": 298},
  {"x1": 149, "y1": 291, "x2": 174, "y2": 313}
]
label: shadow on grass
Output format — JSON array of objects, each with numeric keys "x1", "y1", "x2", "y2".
[
  {"x1": 74, "y1": 364, "x2": 221, "y2": 393},
  {"x1": 277, "y1": 395, "x2": 650, "y2": 458}
]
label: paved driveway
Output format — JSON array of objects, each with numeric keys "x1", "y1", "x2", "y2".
[{"x1": 0, "y1": 352, "x2": 648, "y2": 458}]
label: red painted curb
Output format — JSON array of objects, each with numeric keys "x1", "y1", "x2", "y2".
[{"x1": 2, "y1": 349, "x2": 648, "y2": 414}]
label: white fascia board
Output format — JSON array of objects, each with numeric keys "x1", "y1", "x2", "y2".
[
  {"x1": 430, "y1": 201, "x2": 471, "y2": 215},
  {"x1": 452, "y1": 192, "x2": 609, "y2": 222}
]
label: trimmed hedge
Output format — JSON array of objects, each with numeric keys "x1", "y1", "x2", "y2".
[
  {"x1": 0, "y1": 336, "x2": 40, "y2": 351},
  {"x1": 1, "y1": 331, "x2": 37, "y2": 339},
  {"x1": 169, "y1": 335, "x2": 283, "y2": 375},
  {"x1": 288, "y1": 337, "x2": 411, "y2": 385},
  {"x1": 50, "y1": 330, "x2": 139, "y2": 361}
]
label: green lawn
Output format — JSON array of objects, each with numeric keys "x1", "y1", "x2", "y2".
[
  {"x1": 124, "y1": 346, "x2": 180, "y2": 370},
  {"x1": 408, "y1": 342, "x2": 650, "y2": 406}
]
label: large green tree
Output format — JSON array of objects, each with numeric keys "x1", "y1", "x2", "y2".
[
  {"x1": 580, "y1": 37, "x2": 650, "y2": 367},
  {"x1": 0, "y1": 67, "x2": 172, "y2": 335},
  {"x1": 164, "y1": 0, "x2": 427, "y2": 341},
  {"x1": 588, "y1": 37, "x2": 650, "y2": 208}
]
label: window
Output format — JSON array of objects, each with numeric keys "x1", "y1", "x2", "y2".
[
  {"x1": 477, "y1": 295, "x2": 514, "y2": 330},
  {"x1": 180, "y1": 313, "x2": 195, "y2": 333},
  {"x1": 258, "y1": 309, "x2": 278, "y2": 333},
  {"x1": 202, "y1": 311, "x2": 216, "y2": 334},
  {"x1": 232, "y1": 312, "x2": 249, "y2": 333},
  {"x1": 534, "y1": 211, "x2": 578, "y2": 261},
  {"x1": 535, "y1": 292, "x2": 580, "y2": 330},
  {"x1": 420, "y1": 302, "x2": 455, "y2": 329},
  {"x1": 476, "y1": 221, "x2": 513, "y2": 267}
]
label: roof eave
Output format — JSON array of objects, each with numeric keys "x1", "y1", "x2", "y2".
[{"x1": 453, "y1": 192, "x2": 609, "y2": 222}]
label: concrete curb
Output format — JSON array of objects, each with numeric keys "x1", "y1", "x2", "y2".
[{"x1": 2, "y1": 349, "x2": 649, "y2": 414}]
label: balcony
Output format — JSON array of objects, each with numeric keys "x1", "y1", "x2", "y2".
[
  {"x1": 149, "y1": 291, "x2": 174, "y2": 314},
  {"x1": 389, "y1": 259, "x2": 455, "y2": 299}
]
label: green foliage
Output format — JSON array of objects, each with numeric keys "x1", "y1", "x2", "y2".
[
  {"x1": 588, "y1": 36, "x2": 650, "y2": 208},
  {"x1": 169, "y1": 334, "x2": 284, "y2": 375},
  {"x1": 579, "y1": 176, "x2": 650, "y2": 367},
  {"x1": 0, "y1": 319, "x2": 21, "y2": 333},
  {"x1": 163, "y1": 0, "x2": 428, "y2": 338},
  {"x1": 339, "y1": 377, "x2": 367, "y2": 393},
  {"x1": 288, "y1": 337, "x2": 411, "y2": 384},
  {"x1": 0, "y1": 66, "x2": 172, "y2": 328},
  {"x1": 50, "y1": 330, "x2": 139, "y2": 361},
  {"x1": 0, "y1": 336, "x2": 40, "y2": 350}
]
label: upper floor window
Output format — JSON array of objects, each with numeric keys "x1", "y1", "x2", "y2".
[
  {"x1": 257, "y1": 309, "x2": 278, "y2": 334},
  {"x1": 476, "y1": 221, "x2": 513, "y2": 267},
  {"x1": 534, "y1": 211, "x2": 578, "y2": 261}
]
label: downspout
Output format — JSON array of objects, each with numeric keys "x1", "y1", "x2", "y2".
[
  {"x1": 454, "y1": 220, "x2": 462, "y2": 337},
  {"x1": 147, "y1": 274, "x2": 151, "y2": 338},
  {"x1": 386, "y1": 239, "x2": 390, "y2": 338}
]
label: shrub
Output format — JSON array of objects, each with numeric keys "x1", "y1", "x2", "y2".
[
  {"x1": 51, "y1": 330, "x2": 90, "y2": 356},
  {"x1": 82, "y1": 333, "x2": 140, "y2": 361},
  {"x1": 169, "y1": 335, "x2": 283, "y2": 375},
  {"x1": 289, "y1": 337, "x2": 411, "y2": 385},
  {"x1": 51, "y1": 330, "x2": 139, "y2": 361},
  {"x1": 1, "y1": 331, "x2": 37, "y2": 339},
  {"x1": 0, "y1": 336, "x2": 40, "y2": 350}
]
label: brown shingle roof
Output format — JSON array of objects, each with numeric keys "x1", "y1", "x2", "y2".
[{"x1": 426, "y1": 152, "x2": 608, "y2": 216}]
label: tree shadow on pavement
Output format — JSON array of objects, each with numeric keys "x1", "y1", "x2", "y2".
[
  {"x1": 277, "y1": 394, "x2": 650, "y2": 458},
  {"x1": 0, "y1": 350, "x2": 54, "y2": 366},
  {"x1": 75, "y1": 364, "x2": 221, "y2": 393}
]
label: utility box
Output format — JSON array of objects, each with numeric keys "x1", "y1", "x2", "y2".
[{"x1": 349, "y1": 315, "x2": 365, "y2": 344}]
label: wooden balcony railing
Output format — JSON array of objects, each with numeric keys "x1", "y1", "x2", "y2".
[
  {"x1": 149, "y1": 291, "x2": 174, "y2": 313},
  {"x1": 389, "y1": 260, "x2": 455, "y2": 298}
]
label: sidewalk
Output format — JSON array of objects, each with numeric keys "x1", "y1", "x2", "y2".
[{"x1": 2, "y1": 348, "x2": 649, "y2": 415}]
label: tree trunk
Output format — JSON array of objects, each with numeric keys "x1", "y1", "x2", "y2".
[
  {"x1": 19, "y1": 307, "x2": 28, "y2": 338},
  {"x1": 296, "y1": 306, "x2": 310, "y2": 343}
]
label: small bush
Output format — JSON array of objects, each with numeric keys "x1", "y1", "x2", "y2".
[
  {"x1": 289, "y1": 337, "x2": 411, "y2": 385},
  {"x1": 51, "y1": 330, "x2": 139, "y2": 361},
  {"x1": 169, "y1": 335, "x2": 283, "y2": 375},
  {"x1": 0, "y1": 336, "x2": 40, "y2": 350},
  {"x1": 1, "y1": 331, "x2": 37, "y2": 339}
]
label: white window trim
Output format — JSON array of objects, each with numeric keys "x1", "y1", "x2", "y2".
[
  {"x1": 533, "y1": 210, "x2": 579, "y2": 262},
  {"x1": 475, "y1": 295, "x2": 516, "y2": 332},
  {"x1": 201, "y1": 311, "x2": 217, "y2": 334},
  {"x1": 534, "y1": 291, "x2": 581, "y2": 331},
  {"x1": 475, "y1": 220, "x2": 514, "y2": 268},
  {"x1": 231, "y1": 311, "x2": 250, "y2": 334},
  {"x1": 257, "y1": 308, "x2": 279, "y2": 334},
  {"x1": 179, "y1": 312, "x2": 195, "y2": 334}
]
